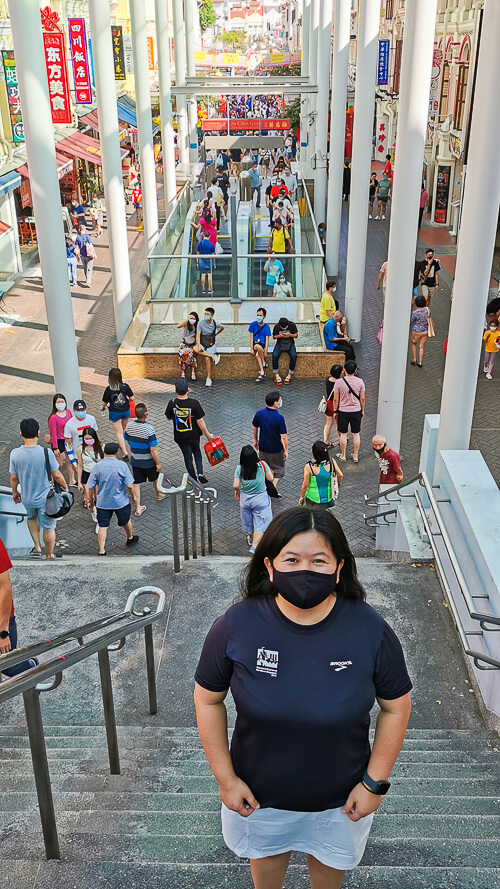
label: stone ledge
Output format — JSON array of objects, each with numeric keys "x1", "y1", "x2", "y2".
[{"x1": 118, "y1": 350, "x2": 345, "y2": 380}]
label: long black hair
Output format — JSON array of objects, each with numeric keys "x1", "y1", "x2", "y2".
[
  {"x1": 239, "y1": 444, "x2": 259, "y2": 481},
  {"x1": 241, "y1": 507, "x2": 365, "y2": 601},
  {"x1": 187, "y1": 311, "x2": 199, "y2": 333}
]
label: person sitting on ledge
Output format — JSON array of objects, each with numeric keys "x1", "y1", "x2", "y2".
[
  {"x1": 272, "y1": 316, "x2": 298, "y2": 386},
  {"x1": 323, "y1": 311, "x2": 356, "y2": 362}
]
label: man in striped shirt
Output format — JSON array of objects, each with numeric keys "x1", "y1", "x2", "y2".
[{"x1": 124, "y1": 403, "x2": 165, "y2": 515}]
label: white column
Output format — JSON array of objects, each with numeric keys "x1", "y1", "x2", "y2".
[
  {"x1": 155, "y1": 0, "x2": 177, "y2": 206},
  {"x1": 300, "y1": 0, "x2": 310, "y2": 170},
  {"x1": 129, "y1": 0, "x2": 159, "y2": 254},
  {"x1": 343, "y1": 0, "x2": 379, "y2": 342},
  {"x1": 184, "y1": 0, "x2": 199, "y2": 163},
  {"x1": 325, "y1": 0, "x2": 350, "y2": 276},
  {"x1": 434, "y1": 0, "x2": 500, "y2": 460},
  {"x1": 308, "y1": 0, "x2": 319, "y2": 167},
  {"x1": 172, "y1": 0, "x2": 189, "y2": 164},
  {"x1": 88, "y1": 0, "x2": 133, "y2": 343},
  {"x1": 314, "y1": 0, "x2": 332, "y2": 220},
  {"x1": 9, "y1": 0, "x2": 81, "y2": 404},
  {"x1": 376, "y1": 0, "x2": 438, "y2": 451}
]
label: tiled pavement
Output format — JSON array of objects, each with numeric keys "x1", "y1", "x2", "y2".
[{"x1": 0, "y1": 195, "x2": 498, "y2": 558}]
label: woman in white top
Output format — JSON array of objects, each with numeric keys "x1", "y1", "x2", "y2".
[{"x1": 77, "y1": 427, "x2": 104, "y2": 514}]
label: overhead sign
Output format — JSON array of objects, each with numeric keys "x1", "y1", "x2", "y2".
[
  {"x1": 68, "y1": 18, "x2": 92, "y2": 104},
  {"x1": 377, "y1": 40, "x2": 390, "y2": 86},
  {"x1": 41, "y1": 7, "x2": 72, "y2": 125},
  {"x1": 222, "y1": 52, "x2": 239, "y2": 65},
  {"x1": 147, "y1": 36, "x2": 155, "y2": 71},
  {"x1": 1, "y1": 50, "x2": 24, "y2": 142},
  {"x1": 270, "y1": 52, "x2": 285, "y2": 65},
  {"x1": 201, "y1": 118, "x2": 290, "y2": 133},
  {"x1": 111, "y1": 25, "x2": 126, "y2": 81}
]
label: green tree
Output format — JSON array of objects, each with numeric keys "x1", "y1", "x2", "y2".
[
  {"x1": 199, "y1": 0, "x2": 217, "y2": 31},
  {"x1": 280, "y1": 96, "x2": 300, "y2": 131}
]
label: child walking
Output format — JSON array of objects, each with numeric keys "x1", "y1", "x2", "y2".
[{"x1": 483, "y1": 321, "x2": 500, "y2": 380}]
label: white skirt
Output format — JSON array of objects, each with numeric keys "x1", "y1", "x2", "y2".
[{"x1": 221, "y1": 803, "x2": 374, "y2": 870}]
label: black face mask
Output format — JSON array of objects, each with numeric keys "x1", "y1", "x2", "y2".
[
  {"x1": 272, "y1": 567, "x2": 338, "y2": 609},
  {"x1": 373, "y1": 446, "x2": 386, "y2": 454}
]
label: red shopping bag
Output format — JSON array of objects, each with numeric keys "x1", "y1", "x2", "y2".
[
  {"x1": 203, "y1": 436, "x2": 229, "y2": 467},
  {"x1": 129, "y1": 399, "x2": 136, "y2": 418}
]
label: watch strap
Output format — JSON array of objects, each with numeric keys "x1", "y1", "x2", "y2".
[{"x1": 362, "y1": 771, "x2": 390, "y2": 795}]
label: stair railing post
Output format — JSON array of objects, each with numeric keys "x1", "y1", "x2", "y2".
[
  {"x1": 181, "y1": 490, "x2": 189, "y2": 561},
  {"x1": 170, "y1": 492, "x2": 181, "y2": 573},
  {"x1": 23, "y1": 687, "x2": 60, "y2": 860},
  {"x1": 143, "y1": 613, "x2": 158, "y2": 716},
  {"x1": 189, "y1": 491, "x2": 198, "y2": 558},
  {"x1": 98, "y1": 648, "x2": 120, "y2": 775},
  {"x1": 207, "y1": 498, "x2": 213, "y2": 554},
  {"x1": 199, "y1": 495, "x2": 206, "y2": 556}
]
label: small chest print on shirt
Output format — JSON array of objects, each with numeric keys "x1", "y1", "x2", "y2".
[
  {"x1": 256, "y1": 646, "x2": 279, "y2": 677},
  {"x1": 330, "y1": 660, "x2": 353, "y2": 672}
]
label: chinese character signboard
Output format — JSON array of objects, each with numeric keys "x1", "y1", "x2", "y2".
[
  {"x1": 111, "y1": 26, "x2": 126, "y2": 81},
  {"x1": 147, "y1": 36, "x2": 155, "y2": 71},
  {"x1": 41, "y1": 7, "x2": 72, "y2": 124},
  {"x1": 1, "y1": 51, "x2": 24, "y2": 142},
  {"x1": 201, "y1": 119, "x2": 290, "y2": 133},
  {"x1": 377, "y1": 40, "x2": 389, "y2": 86},
  {"x1": 68, "y1": 18, "x2": 92, "y2": 103}
]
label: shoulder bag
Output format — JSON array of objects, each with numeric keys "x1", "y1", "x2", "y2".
[
  {"x1": 427, "y1": 311, "x2": 436, "y2": 338},
  {"x1": 318, "y1": 383, "x2": 336, "y2": 413},
  {"x1": 44, "y1": 448, "x2": 74, "y2": 518},
  {"x1": 260, "y1": 461, "x2": 279, "y2": 499}
]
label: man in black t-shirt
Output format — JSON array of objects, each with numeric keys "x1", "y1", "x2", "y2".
[
  {"x1": 165, "y1": 378, "x2": 215, "y2": 484},
  {"x1": 418, "y1": 249, "x2": 441, "y2": 304},
  {"x1": 272, "y1": 317, "x2": 298, "y2": 385}
]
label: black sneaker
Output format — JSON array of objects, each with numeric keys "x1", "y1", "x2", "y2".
[
  {"x1": 198, "y1": 474, "x2": 208, "y2": 485},
  {"x1": 126, "y1": 535, "x2": 139, "y2": 547}
]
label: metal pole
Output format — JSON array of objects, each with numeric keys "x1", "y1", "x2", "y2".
[
  {"x1": 344, "y1": 0, "x2": 379, "y2": 342},
  {"x1": 98, "y1": 648, "x2": 120, "y2": 775},
  {"x1": 144, "y1": 623, "x2": 158, "y2": 715},
  {"x1": 326, "y1": 0, "x2": 350, "y2": 276},
  {"x1": 229, "y1": 194, "x2": 240, "y2": 304},
  {"x1": 434, "y1": 0, "x2": 500, "y2": 464},
  {"x1": 207, "y1": 499, "x2": 213, "y2": 553},
  {"x1": 23, "y1": 688, "x2": 60, "y2": 860},
  {"x1": 88, "y1": 0, "x2": 133, "y2": 343},
  {"x1": 307, "y1": 0, "x2": 319, "y2": 170},
  {"x1": 181, "y1": 491, "x2": 190, "y2": 561},
  {"x1": 199, "y1": 497, "x2": 206, "y2": 556},
  {"x1": 170, "y1": 494, "x2": 181, "y2": 573},
  {"x1": 300, "y1": 0, "x2": 311, "y2": 174},
  {"x1": 9, "y1": 0, "x2": 81, "y2": 406},
  {"x1": 376, "y1": 0, "x2": 438, "y2": 451},
  {"x1": 129, "y1": 0, "x2": 159, "y2": 254},
  {"x1": 155, "y1": 0, "x2": 177, "y2": 206},
  {"x1": 172, "y1": 0, "x2": 189, "y2": 164},
  {"x1": 185, "y1": 0, "x2": 199, "y2": 163},
  {"x1": 189, "y1": 492, "x2": 198, "y2": 558},
  {"x1": 314, "y1": 0, "x2": 332, "y2": 221}
]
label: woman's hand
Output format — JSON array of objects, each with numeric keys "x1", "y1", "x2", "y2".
[
  {"x1": 342, "y1": 783, "x2": 383, "y2": 822},
  {"x1": 219, "y1": 775, "x2": 260, "y2": 818}
]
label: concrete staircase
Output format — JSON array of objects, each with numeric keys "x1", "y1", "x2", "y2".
[{"x1": 1, "y1": 724, "x2": 499, "y2": 887}]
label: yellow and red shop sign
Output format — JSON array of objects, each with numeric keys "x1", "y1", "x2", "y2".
[
  {"x1": 147, "y1": 36, "x2": 155, "y2": 71},
  {"x1": 201, "y1": 118, "x2": 290, "y2": 133},
  {"x1": 41, "y1": 7, "x2": 72, "y2": 125}
]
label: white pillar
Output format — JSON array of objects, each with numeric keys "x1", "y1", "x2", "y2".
[
  {"x1": 88, "y1": 0, "x2": 133, "y2": 343},
  {"x1": 376, "y1": 0, "x2": 438, "y2": 451},
  {"x1": 300, "y1": 0, "x2": 310, "y2": 170},
  {"x1": 343, "y1": 0, "x2": 379, "y2": 342},
  {"x1": 129, "y1": 0, "x2": 159, "y2": 254},
  {"x1": 184, "y1": 0, "x2": 199, "y2": 163},
  {"x1": 325, "y1": 0, "x2": 350, "y2": 276},
  {"x1": 155, "y1": 0, "x2": 177, "y2": 206},
  {"x1": 9, "y1": 0, "x2": 81, "y2": 404},
  {"x1": 172, "y1": 0, "x2": 189, "y2": 164},
  {"x1": 434, "y1": 0, "x2": 500, "y2": 461},
  {"x1": 314, "y1": 0, "x2": 332, "y2": 220},
  {"x1": 308, "y1": 0, "x2": 319, "y2": 167}
]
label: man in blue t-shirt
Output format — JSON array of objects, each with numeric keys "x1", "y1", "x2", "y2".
[
  {"x1": 323, "y1": 316, "x2": 356, "y2": 361},
  {"x1": 196, "y1": 231, "x2": 216, "y2": 294},
  {"x1": 252, "y1": 390, "x2": 288, "y2": 484},
  {"x1": 248, "y1": 307, "x2": 272, "y2": 382}
]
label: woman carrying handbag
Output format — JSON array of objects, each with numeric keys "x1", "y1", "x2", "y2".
[
  {"x1": 299, "y1": 441, "x2": 343, "y2": 511},
  {"x1": 319, "y1": 365, "x2": 344, "y2": 446}
]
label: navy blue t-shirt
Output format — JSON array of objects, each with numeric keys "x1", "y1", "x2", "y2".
[
  {"x1": 195, "y1": 595, "x2": 412, "y2": 812},
  {"x1": 252, "y1": 407, "x2": 287, "y2": 454}
]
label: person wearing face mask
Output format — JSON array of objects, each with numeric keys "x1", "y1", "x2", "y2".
[
  {"x1": 319, "y1": 280, "x2": 339, "y2": 335},
  {"x1": 482, "y1": 319, "x2": 500, "y2": 380},
  {"x1": 299, "y1": 440, "x2": 343, "y2": 510},
  {"x1": 372, "y1": 435, "x2": 403, "y2": 488},
  {"x1": 48, "y1": 393, "x2": 76, "y2": 487},
  {"x1": 77, "y1": 427, "x2": 105, "y2": 517},
  {"x1": 273, "y1": 273, "x2": 294, "y2": 299},
  {"x1": 195, "y1": 306, "x2": 223, "y2": 388},
  {"x1": 248, "y1": 308, "x2": 271, "y2": 382},
  {"x1": 252, "y1": 390, "x2": 288, "y2": 485},
  {"x1": 195, "y1": 508, "x2": 412, "y2": 889},
  {"x1": 177, "y1": 312, "x2": 199, "y2": 380},
  {"x1": 64, "y1": 400, "x2": 98, "y2": 477},
  {"x1": 272, "y1": 317, "x2": 298, "y2": 385}
]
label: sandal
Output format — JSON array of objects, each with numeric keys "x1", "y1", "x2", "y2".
[
  {"x1": 135, "y1": 505, "x2": 147, "y2": 517},
  {"x1": 351, "y1": 456, "x2": 359, "y2": 463},
  {"x1": 410, "y1": 360, "x2": 417, "y2": 366},
  {"x1": 336, "y1": 453, "x2": 347, "y2": 462},
  {"x1": 275, "y1": 376, "x2": 282, "y2": 385},
  {"x1": 29, "y1": 548, "x2": 42, "y2": 558},
  {"x1": 191, "y1": 370, "x2": 196, "y2": 380},
  {"x1": 283, "y1": 378, "x2": 291, "y2": 385},
  {"x1": 256, "y1": 372, "x2": 265, "y2": 383}
]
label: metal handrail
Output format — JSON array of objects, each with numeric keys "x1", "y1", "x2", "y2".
[
  {"x1": 364, "y1": 473, "x2": 423, "y2": 507},
  {"x1": 156, "y1": 472, "x2": 217, "y2": 572},
  {"x1": 0, "y1": 586, "x2": 166, "y2": 860}
]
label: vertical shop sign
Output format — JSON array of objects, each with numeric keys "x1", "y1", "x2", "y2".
[
  {"x1": 123, "y1": 34, "x2": 134, "y2": 75},
  {"x1": 68, "y1": 18, "x2": 92, "y2": 103},
  {"x1": 1, "y1": 51, "x2": 24, "y2": 142},
  {"x1": 147, "y1": 37, "x2": 155, "y2": 71},
  {"x1": 377, "y1": 40, "x2": 389, "y2": 85},
  {"x1": 111, "y1": 25, "x2": 126, "y2": 81},
  {"x1": 41, "y1": 7, "x2": 72, "y2": 124}
]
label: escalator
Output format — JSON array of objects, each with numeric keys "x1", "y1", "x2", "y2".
[{"x1": 249, "y1": 202, "x2": 297, "y2": 299}]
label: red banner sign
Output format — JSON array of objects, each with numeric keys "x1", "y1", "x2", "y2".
[
  {"x1": 41, "y1": 8, "x2": 72, "y2": 124},
  {"x1": 68, "y1": 18, "x2": 92, "y2": 104},
  {"x1": 201, "y1": 118, "x2": 290, "y2": 133}
]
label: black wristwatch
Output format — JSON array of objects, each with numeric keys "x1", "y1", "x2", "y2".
[
  {"x1": 0, "y1": 630, "x2": 10, "y2": 640},
  {"x1": 362, "y1": 771, "x2": 391, "y2": 795}
]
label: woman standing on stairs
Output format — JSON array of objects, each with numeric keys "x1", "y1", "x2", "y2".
[{"x1": 195, "y1": 507, "x2": 412, "y2": 889}]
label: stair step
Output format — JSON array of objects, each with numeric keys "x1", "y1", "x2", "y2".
[{"x1": 2, "y1": 832, "x2": 499, "y2": 867}]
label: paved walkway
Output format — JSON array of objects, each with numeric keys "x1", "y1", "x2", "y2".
[{"x1": 0, "y1": 183, "x2": 498, "y2": 558}]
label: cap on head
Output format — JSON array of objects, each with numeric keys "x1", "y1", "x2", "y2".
[
  {"x1": 73, "y1": 399, "x2": 86, "y2": 411},
  {"x1": 104, "y1": 442, "x2": 119, "y2": 455},
  {"x1": 175, "y1": 378, "x2": 189, "y2": 395}
]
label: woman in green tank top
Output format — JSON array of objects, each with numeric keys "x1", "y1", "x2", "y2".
[{"x1": 299, "y1": 441, "x2": 343, "y2": 510}]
